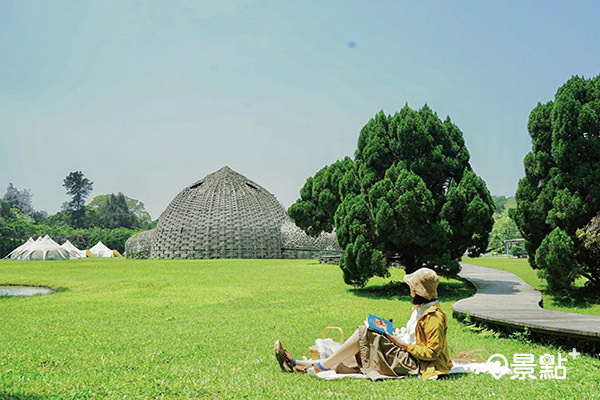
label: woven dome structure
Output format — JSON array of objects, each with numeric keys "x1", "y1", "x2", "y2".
[
  {"x1": 152, "y1": 166, "x2": 289, "y2": 259},
  {"x1": 124, "y1": 229, "x2": 155, "y2": 259},
  {"x1": 125, "y1": 166, "x2": 342, "y2": 259},
  {"x1": 280, "y1": 220, "x2": 340, "y2": 259}
]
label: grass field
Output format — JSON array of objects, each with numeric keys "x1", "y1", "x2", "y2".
[
  {"x1": 1, "y1": 258, "x2": 599, "y2": 399},
  {"x1": 463, "y1": 256, "x2": 600, "y2": 316}
]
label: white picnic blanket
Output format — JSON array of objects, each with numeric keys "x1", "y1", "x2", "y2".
[{"x1": 307, "y1": 360, "x2": 513, "y2": 380}]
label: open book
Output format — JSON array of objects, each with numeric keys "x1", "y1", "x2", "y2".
[{"x1": 367, "y1": 314, "x2": 393, "y2": 335}]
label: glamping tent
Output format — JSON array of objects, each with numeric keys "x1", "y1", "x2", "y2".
[
  {"x1": 8, "y1": 235, "x2": 71, "y2": 261},
  {"x1": 89, "y1": 241, "x2": 114, "y2": 257},
  {"x1": 61, "y1": 240, "x2": 87, "y2": 259},
  {"x1": 4, "y1": 237, "x2": 35, "y2": 259}
]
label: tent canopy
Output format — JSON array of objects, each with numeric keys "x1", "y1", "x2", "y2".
[
  {"x1": 89, "y1": 241, "x2": 114, "y2": 258},
  {"x1": 61, "y1": 240, "x2": 87, "y2": 259},
  {"x1": 8, "y1": 235, "x2": 70, "y2": 261},
  {"x1": 4, "y1": 237, "x2": 34, "y2": 259}
]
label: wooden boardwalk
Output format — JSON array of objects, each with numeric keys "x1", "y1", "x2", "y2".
[{"x1": 452, "y1": 263, "x2": 600, "y2": 342}]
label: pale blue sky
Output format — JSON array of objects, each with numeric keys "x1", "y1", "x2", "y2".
[{"x1": 1, "y1": 1, "x2": 599, "y2": 219}]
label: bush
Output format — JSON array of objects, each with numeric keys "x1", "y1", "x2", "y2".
[
  {"x1": 535, "y1": 227, "x2": 578, "y2": 291},
  {"x1": 509, "y1": 243, "x2": 526, "y2": 257}
]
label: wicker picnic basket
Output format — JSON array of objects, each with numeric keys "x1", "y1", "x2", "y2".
[{"x1": 309, "y1": 327, "x2": 345, "y2": 360}]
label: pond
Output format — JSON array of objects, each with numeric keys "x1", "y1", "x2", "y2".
[{"x1": 0, "y1": 285, "x2": 55, "y2": 297}]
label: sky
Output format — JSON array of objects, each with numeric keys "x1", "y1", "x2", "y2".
[{"x1": 1, "y1": 1, "x2": 600, "y2": 220}]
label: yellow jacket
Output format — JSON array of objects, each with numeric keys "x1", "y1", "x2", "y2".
[{"x1": 406, "y1": 303, "x2": 452, "y2": 379}]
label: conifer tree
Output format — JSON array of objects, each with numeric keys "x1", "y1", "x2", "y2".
[
  {"x1": 291, "y1": 105, "x2": 494, "y2": 287},
  {"x1": 511, "y1": 74, "x2": 600, "y2": 290}
]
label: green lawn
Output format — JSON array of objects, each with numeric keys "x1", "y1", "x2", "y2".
[
  {"x1": 1, "y1": 258, "x2": 598, "y2": 399},
  {"x1": 463, "y1": 256, "x2": 600, "y2": 316}
]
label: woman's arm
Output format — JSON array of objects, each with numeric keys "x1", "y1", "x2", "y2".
[
  {"x1": 405, "y1": 313, "x2": 445, "y2": 361},
  {"x1": 384, "y1": 332, "x2": 409, "y2": 350}
]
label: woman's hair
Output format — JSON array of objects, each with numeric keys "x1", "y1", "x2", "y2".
[{"x1": 412, "y1": 294, "x2": 436, "y2": 305}]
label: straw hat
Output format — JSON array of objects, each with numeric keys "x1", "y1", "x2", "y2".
[{"x1": 403, "y1": 267, "x2": 439, "y2": 300}]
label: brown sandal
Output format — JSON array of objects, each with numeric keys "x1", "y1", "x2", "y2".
[
  {"x1": 292, "y1": 364, "x2": 310, "y2": 374},
  {"x1": 274, "y1": 341, "x2": 296, "y2": 373}
]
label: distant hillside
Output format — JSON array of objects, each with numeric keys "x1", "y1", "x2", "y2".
[
  {"x1": 492, "y1": 195, "x2": 516, "y2": 218},
  {"x1": 489, "y1": 195, "x2": 520, "y2": 252}
]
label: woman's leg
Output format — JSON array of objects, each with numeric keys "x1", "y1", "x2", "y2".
[
  {"x1": 320, "y1": 329, "x2": 360, "y2": 369},
  {"x1": 294, "y1": 328, "x2": 360, "y2": 369}
]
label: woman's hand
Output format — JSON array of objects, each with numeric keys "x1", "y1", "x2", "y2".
[{"x1": 384, "y1": 332, "x2": 408, "y2": 349}]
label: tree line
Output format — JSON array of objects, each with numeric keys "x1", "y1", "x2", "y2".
[
  {"x1": 0, "y1": 171, "x2": 156, "y2": 257},
  {"x1": 4, "y1": 75, "x2": 599, "y2": 294}
]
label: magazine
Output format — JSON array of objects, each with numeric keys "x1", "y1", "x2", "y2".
[{"x1": 367, "y1": 314, "x2": 393, "y2": 335}]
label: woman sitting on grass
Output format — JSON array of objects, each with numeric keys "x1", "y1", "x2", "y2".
[{"x1": 274, "y1": 267, "x2": 452, "y2": 380}]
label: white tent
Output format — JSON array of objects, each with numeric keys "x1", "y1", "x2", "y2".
[
  {"x1": 89, "y1": 241, "x2": 114, "y2": 257},
  {"x1": 61, "y1": 240, "x2": 87, "y2": 259},
  {"x1": 4, "y1": 237, "x2": 35, "y2": 259},
  {"x1": 9, "y1": 235, "x2": 70, "y2": 261}
]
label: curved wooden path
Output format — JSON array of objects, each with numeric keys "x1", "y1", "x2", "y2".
[{"x1": 452, "y1": 263, "x2": 600, "y2": 342}]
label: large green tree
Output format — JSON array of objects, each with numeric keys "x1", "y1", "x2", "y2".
[
  {"x1": 63, "y1": 171, "x2": 93, "y2": 228},
  {"x1": 89, "y1": 193, "x2": 153, "y2": 228},
  {"x1": 510, "y1": 74, "x2": 600, "y2": 290},
  {"x1": 94, "y1": 193, "x2": 137, "y2": 229},
  {"x1": 2, "y1": 183, "x2": 48, "y2": 223},
  {"x1": 290, "y1": 105, "x2": 494, "y2": 286},
  {"x1": 3, "y1": 183, "x2": 33, "y2": 215}
]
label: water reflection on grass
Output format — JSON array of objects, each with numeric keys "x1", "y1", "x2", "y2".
[{"x1": 0, "y1": 285, "x2": 55, "y2": 297}]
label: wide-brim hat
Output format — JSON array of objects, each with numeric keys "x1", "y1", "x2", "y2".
[{"x1": 404, "y1": 267, "x2": 439, "y2": 300}]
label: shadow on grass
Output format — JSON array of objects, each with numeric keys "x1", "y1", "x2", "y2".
[
  {"x1": 349, "y1": 279, "x2": 476, "y2": 303},
  {"x1": 0, "y1": 393, "x2": 46, "y2": 400},
  {"x1": 541, "y1": 284, "x2": 600, "y2": 310}
]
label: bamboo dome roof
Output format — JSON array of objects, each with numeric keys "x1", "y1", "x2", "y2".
[
  {"x1": 280, "y1": 220, "x2": 340, "y2": 252},
  {"x1": 152, "y1": 166, "x2": 289, "y2": 259},
  {"x1": 124, "y1": 229, "x2": 155, "y2": 259}
]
